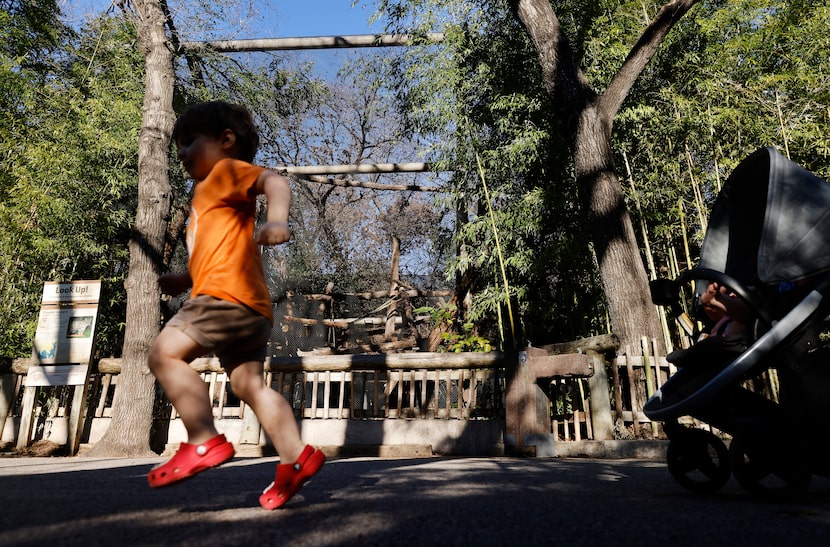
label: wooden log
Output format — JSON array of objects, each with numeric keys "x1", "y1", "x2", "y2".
[
  {"x1": 536, "y1": 333, "x2": 620, "y2": 356},
  {"x1": 97, "y1": 351, "x2": 593, "y2": 398},
  {"x1": 181, "y1": 33, "x2": 446, "y2": 53},
  {"x1": 97, "y1": 358, "x2": 122, "y2": 375},
  {"x1": 12, "y1": 357, "x2": 36, "y2": 375},
  {"x1": 281, "y1": 315, "x2": 411, "y2": 329},
  {"x1": 522, "y1": 353, "x2": 595, "y2": 379},
  {"x1": 298, "y1": 288, "x2": 452, "y2": 301},
  {"x1": 296, "y1": 173, "x2": 443, "y2": 193}
]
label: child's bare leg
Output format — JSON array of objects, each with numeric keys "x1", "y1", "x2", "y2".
[
  {"x1": 148, "y1": 326, "x2": 218, "y2": 445},
  {"x1": 230, "y1": 360, "x2": 324, "y2": 509},
  {"x1": 229, "y1": 360, "x2": 305, "y2": 462}
]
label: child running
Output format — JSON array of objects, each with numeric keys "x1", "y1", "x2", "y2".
[{"x1": 146, "y1": 100, "x2": 325, "y2": 510}]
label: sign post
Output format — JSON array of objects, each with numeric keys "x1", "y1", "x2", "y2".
[{"x1": 17, "y1": 280, "x2": 101, "y2": 454}]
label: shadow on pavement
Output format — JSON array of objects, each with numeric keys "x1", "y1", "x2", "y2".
[{"x1": 1, "y1": 456, "x2": 829, "y2": 546}]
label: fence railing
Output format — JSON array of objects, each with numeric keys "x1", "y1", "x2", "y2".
[
  {"x1": 148, "y1": 357, "x2": 508, "y2": 422},
  {"x1": 3, "y1": 337, "x2": 760, "y2": 456}
]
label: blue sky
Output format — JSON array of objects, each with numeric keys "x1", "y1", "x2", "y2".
[
  {"x1": 62, "y1": 1, "x2": 384, "y2": 73},
  {"x1": 267, "y1": 1, "x2": 381, "y2": 37},
  {"x1": 63, "y1": 1, "x2": 382, "y2": 38}
]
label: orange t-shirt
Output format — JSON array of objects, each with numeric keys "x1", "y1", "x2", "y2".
[{"x1": 186, "y1": 158, "x2": 273, "y2": 323}]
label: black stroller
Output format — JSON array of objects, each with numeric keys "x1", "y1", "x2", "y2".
[{"x1": 645, "y1": 146, "x2": 830, "y2": 499}]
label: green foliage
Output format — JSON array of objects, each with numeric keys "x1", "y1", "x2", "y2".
[
  {"x1": 382, "y1": 0, "x2": 830, "y2": 350},
  {"x1": 0, "y1": 0, "x2": 67, "y2": 68},
  {"x1": 4, "y1": 0, "x2": 828, "y2": 362},
  {"x1": 413, "y1": 304, "x2": 493, "y2": 352},
  {"x1": 0, "y1": 13, "x2": 143, "y2": 358},
  {"x1": 614, "y1": 0, "x2": 830, "y2": 282},
  {"x1": 383, "y1": 0, "x2": 605, "y2": 347},
  {"x1": 441, "y1": 324, "x2": 493, "y2": 353}
]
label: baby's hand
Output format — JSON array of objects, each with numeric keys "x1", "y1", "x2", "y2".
[{"x1": 256, "y1": 222, "x2": 291, "y2": 245}]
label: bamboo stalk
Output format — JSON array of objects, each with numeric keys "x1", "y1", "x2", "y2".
[
  {"x1": 775, "y1": 91, "x2": 791, "y2": 159},
  {"x1": 678, "y1": 199, "x2": 693, "y2": 272},
  {"x1": 642, "y1": 337, "x2": 659, "y2": 437},
  {"x1": 474, "y1": 147, "x2": 517, "y2": 348},
  {"x1": 625, "y1": 346, "x2": 641, "y2": 438}
]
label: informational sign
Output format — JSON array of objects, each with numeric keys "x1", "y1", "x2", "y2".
[
  {"x1": 19, "y1": 280, "x2": 102, "y2": 453},
  {"x1": 32, "y1": 280, "x2": 101, "y2": 365},
  {"x1": 25, "y1": 364, "x2": 90, "y2": 386}
]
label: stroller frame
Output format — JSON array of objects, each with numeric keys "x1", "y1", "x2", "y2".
[{"x1": 645, "y1": 147, "x2": 830, "y2": 499}]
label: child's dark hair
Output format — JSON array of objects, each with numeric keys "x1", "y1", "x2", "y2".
[{"x1": 172, "y1": 101, "x2": 260, "y2": 163}]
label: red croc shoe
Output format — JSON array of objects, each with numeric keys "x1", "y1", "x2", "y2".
[
  {"x1": 259, "y1": 445, "x2": 325, "y2": 510},
  {"x1": 148, "y1": 434, "x2": 235, "y2": 488}
]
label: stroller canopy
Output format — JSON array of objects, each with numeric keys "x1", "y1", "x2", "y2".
[{"x1": 700, "y1": 146, "x2": 830, "y2": 286}]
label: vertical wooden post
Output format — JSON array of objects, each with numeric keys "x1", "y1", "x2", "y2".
[
  {"x1": 16, "y1": 384, "x2": 37, "y2": 451},
  {"x1": 504, "y1": 351, "x2": 530, "y2": 454},
  {"x1": 586, "y1": 350, "x2": 614, "y2": 440},
  {"x1": 625, "y1": 346, "x2": 641, "y2": 437},
  {"x1": 384, "y1": 236, "x2": 401, "y2": 342},
  {"x1": 610, "y1": 354, "x2": 624, "y2": 423},
  {"x1": 0, "y1": 371, "x2": 13, "y2": 441},
  {"x1": 67, "y1": 365, "x2": 93, "y2": 455}
]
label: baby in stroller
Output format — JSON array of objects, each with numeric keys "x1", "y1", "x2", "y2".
[
  {"x1": 645, "y1": 146, "x2": 830, "y2": 499},
  {"x1": 666, "y1": 281, "x2": 751, "y2": 370}
]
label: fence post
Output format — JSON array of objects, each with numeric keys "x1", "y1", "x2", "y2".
[
  {"x1": 0, "y1": 367, "x2": 13, "y2": 441},
  {"x1": 505, "y1": 348, "x2": 596, "y2": 456},
  {"x1": 585, "y1": 350, "x2": 614, "y2": 440}
]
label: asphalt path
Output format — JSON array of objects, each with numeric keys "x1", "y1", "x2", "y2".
[{"x1": 1, "y1": 454, "x2": 829, "y2": 546}]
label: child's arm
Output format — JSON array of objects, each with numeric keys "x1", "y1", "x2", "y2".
[
  {"x1": 158, "y1": 271, "x2": 192, "y2": 296},
  {"x1": 255, "y1": 170, "x2": 292, "y2": 246}
]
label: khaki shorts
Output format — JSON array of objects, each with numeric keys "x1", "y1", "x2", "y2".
[{"x1": 165, "y1": 295, "x2": 272, "y2": 369}]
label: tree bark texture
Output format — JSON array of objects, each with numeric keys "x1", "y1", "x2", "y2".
[
  {"x1": 86, "y1": 0, "x2": 174, "y2": 457},
  {"x1": 508, "y1": 0, "x2": 700, "y2": 354},
  {"x1": 574, "y1": 111, "x2": 663, "y2": 353}
]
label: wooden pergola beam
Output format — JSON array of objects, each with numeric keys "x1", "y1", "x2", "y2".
[
  {"x1": 282, "y1": 162, "x2": 432, "y2": 175},
  {"x1": 276, "y1": 162, "x2": 446, "y2": 192},
  {"x1": 180, "y1": 33, "x2": 445, "y2": 53}
]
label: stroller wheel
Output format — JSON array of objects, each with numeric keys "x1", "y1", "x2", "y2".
[
  {"x1": 666, "y1": 428, "x2": 731, "y2": 493},
  {"x1": 729, "y1": 437, "x2": 811, "y2": 500}
]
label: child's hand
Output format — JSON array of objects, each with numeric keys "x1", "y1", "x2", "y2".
[
  {"x1": 158, "y1": 272, "x2": 192, "y2": 297},
  {"x1": 256, "y1": 222, "x2": 291, "y2": 245}
]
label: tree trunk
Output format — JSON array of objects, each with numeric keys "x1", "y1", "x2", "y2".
[
  {"x1": 85, "y1": 0, "x2": 174, "y2": 457},
  {"x1": 573, "y1": 109, "x2": 664, "y2": 353},
  {"x1": 508, "y1": 0, "x2": 700, "y2": 355}
]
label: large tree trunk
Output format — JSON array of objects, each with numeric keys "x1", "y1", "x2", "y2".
[
  {"x1": 509, "y1": 0, "x2": 700, "y2": 354},
  {"x1": 85, "y1": 0, "x2": 174, "y2": 457},
  {"x1": 573, "y1": 108, "x2": 663, "y2": 353}
]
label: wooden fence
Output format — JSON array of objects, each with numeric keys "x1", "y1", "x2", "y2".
[{"x1": 0, "y1": 339, "x2": 690, "y2": 455}]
